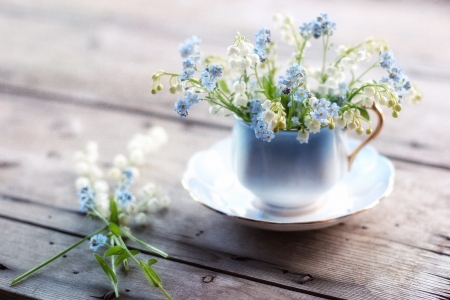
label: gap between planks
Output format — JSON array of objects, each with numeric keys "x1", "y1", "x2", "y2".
[
  {"x1": 0, "y1": 211, "x2": 343, "y2": 300},
  {"x1": 0, "y1": 81, "x2": 449, "y2": 172}
]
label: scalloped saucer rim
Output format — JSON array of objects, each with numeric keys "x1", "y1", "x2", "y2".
[{"x1": 182, "y1": 137, "x2": 394, "y2": 231}]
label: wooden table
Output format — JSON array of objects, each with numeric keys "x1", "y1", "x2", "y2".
[{"x1": 1, "y1": 1, "x2": 449, "y2": 299}]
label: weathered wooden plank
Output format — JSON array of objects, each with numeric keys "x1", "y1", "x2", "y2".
[
  {"x1": 0, "y1": 94, "x2": 449, "y2": 298},
  {"x1": 0, "y1": 217, "x2": 319, "y2": 300},
  {"x1": 0, "y1": 0, "x2": 450, "y2": 168}
]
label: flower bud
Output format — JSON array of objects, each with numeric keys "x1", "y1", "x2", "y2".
[
  {"x1": 233, "y1": 81, "x2": 246, "y2": 94},
  {"x1": 394, "y1": 104, "x2": 402, "y2": 112},
  {"x1": 151, "y1": 88, "x2": 157, "y2": 95},
  {"x1": 343, "y1": 111, "x2": 353, "y2": 121},
  {"x1": 151, "y1": 73, "x2": 158, "y2": 80},
  {"x1": 379, "y1": 96, "x2": 387, "y2": 105},
  {"x1": 356, "y1": 127, "x2": 364, "y2": 135},
  {"x1": 328, "y1": 122, "x2": 335, "y2": 130},
  {"x1": 156, "y1": 83, "x2": 163, "y2": 91},
  {"x1": 392, "y1": 111, "x2": 399, "y2": 118},
  {"x1": 262, "y1": 100, "x2": 273, "y2": 110},
  {"x1": 364, "y1": 87, "x2": 375, "y2": 97},
  {"x1": 169, "y1": 86, "x2": 177, "y2": 94},
  {"x1": 366, "y1": 128, "x2": 373, "y2": 135},
  {"x1": 387, "y1": 99, "x2": 395, "y2": 108},
  {"x1": 227, "y1": 46, "x2": 240, "y2": 57},
  {"x1": 347, "y1": 121, "x2": 357, "y2": 130}
]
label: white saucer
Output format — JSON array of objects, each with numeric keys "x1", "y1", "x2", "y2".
[{"x1": 182, "y1": 137, "x2": 394, "y2": 231}]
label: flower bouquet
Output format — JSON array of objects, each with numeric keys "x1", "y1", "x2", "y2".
[
  {"x1": 151, "y1": 12, "x2": 422, "y2": 144},
  {"x1": 152, "y1": 12, "x2": 422, "y2": 213}
]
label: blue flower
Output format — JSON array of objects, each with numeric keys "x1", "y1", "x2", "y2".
[
  {"x1": 254, "y1": 27, "x2": 271, "y2": 43},
  {"x1": 174, "y1": 98, "x2": 189, "y2": 117},
  {"x1": 310, "y1": 21, "x2": 322, "y2": 39},
  {"x1": 254, "y1": 48, "x2": 268, "y2": 62},
  {"x1": 261, "y1": 131, "x2": 275, "y2": 142},
  {"x1": 253, "y1": 116, "x2": 275, "y2": 142},
  {"x1": 299, "y1": 23, "x2": 310, "y2": 36},
  {"x1": 189, "y1": 55, "x2": 201, "y2": 64},
  {"x1": 182, "y1": 58, "x2": 194, "y2": 70},
  {"x1": 200, "y1": 69, "x2": 209, "y2": 80},
  {"x1": 389, "y1": 67, "x2": 404, "y2": 82},
  {"x1": 380, "y1": 77, "x2": 389, "y2": 84},
  {"x1": 122, "y1": 168, "x2": 135, "y2": 186},
  {"x1": 202, "y1": 77, "x2": 216, "y2": 91},
  {"x1": 78, "y1": 186, "x2": 95, "y2": 213},
  {"x1": 294, "y1": 89, "x2": 309, "y2": 102},
  {"x1": 286, "y1": 63, "x2": 307, "y2": 78},
  {"x1": 179, "y1": 36, "x2": 201, "y2": 58},
  {"x1": 248, "y1": 99, "x2": 262, "y2": 114},
  {"x1": 116, "y1": 189, "x2": 134, "y2": 207},
  {"x1": 255, "y1": 38, "x2": 266, "y2": 50},
  {"x1": 184, "y1": 91, "x2": 199, "y2": 106},
  {"x1": 380, "y1": 51, "x2": 395, "y2": 70},
  {"x1": 291, "y1": 116, "x2": 300, "y2": 126},
  {"x1": 89, "y1": 234, "x2": 108, "y2": 252},
  {"x1": 318, "y1": 98, "x2": 331, "y2": 109},
  {"x1": 310, "y1": 107, "x2": 329, "y2": 124},
  {"x1": 317, "y1": 13, "x2": 329, "y2": 22},
  {"x1": 208, "y1": 65, "x2": 223, "y2": 79},
  {"x1": 328, "y1": 103, "x2": 340, "y2": 117},
  {"x1": 180, "y1": 68, "x2": 195, "y2": 81}
]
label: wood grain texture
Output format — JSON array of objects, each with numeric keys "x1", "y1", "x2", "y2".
[
  {"x1": 0, "y1": 0, "x2": 449, "y2": 168},
  {"x1": 0, "y1": 94, "x2": 449, "y2": 299},
  {"x1": 0, "y1": 218, "x2": 319, "y2": 300}
]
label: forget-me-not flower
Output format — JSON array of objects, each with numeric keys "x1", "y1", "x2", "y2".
[
  {"x1": 89, "y1": 234, "x2": 108, "y2": 252},
  {"x1": 78, "y1": 186, "x2": 95, "y2": 213}
]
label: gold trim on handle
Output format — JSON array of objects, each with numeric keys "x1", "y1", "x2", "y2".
[{"x1": 348, "y1": 102, "x2": 384, "y2": 170}]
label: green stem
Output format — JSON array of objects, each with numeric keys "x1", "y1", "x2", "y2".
[
  {"x1": 297, "y1": 36, "x2": 309, "y2": 65},
  {"x1": 110, "y1": 238, "x2": 119, "y2": 298},
  {"x1": 121, "y1": 229, "x2": 169, "y2": 258},
  {"x1": 11, "y1": 225, "x2": 109, "y2": 286},
  {"x1": 349, "y1": 62, "x2": 379, "y2": 87},
  {"x1": 320, "y1": 35, "x2": 330, "y2": 83}
]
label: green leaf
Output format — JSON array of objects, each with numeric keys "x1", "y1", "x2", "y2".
[
  {"x1": 218, "y1": 80, "x2": 230, "y2": 93},
  {"x1": 139, "y1": 261, "x2": 161, "y2": 287},
  {"x1": 114, "y1": 250, "x2": 140, "y2": 267},
  {"x1": 121, "y1": 230, "x2": 169, "y2": 258},
  {"x1": 109, "y1": 223, "x2": 121, "y2": 237},
  {"x1": 356, "y1": 107, "x2": 370, "y2": 121},
  {"x1": 109, "y1": 196, "x2": 118, "y2": 224},
  {"x1": 147, "y1": 259, "x2": 158, "y2": 266},
  {"x1": 94, "y1": 254, "x2": 117, "y2": 285},
  {"x1": 104, "y1": 246, "x2": 125, "y2": 257}
]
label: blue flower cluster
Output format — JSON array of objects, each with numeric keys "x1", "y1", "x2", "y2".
[
  {"x1": 254, "y1": 28, "x2": 271, "y2": 62},
  {"x1": 289, "y1": 88, "x2": 311, "y2": 107},
  {"x1": 379, "y1": 51, "x2": 411, "y2": 97},
  {"x1": 179, "y1": 55, "x2": 200, "y2": 82},
  {"x1": 277, "y1": 63, "x2": 307, "y2": 95},
  {"x1": 200, "y1": 65, "x2": 222, "y2": 91},
  {"x1": 254, "y1": 117, "x2": 275, "y2": 142},
  {"x1": 78, "y1": 186, "x2": 95, "y2": 212},
  {"x1": 179, "y1": 36, "x2": 201, "y2": 58},
  {"x1": 173, "y1": 91, "x2": 199, "y2": 117},
  {"x1": 248, "y1": 99, "x2": 263, "y2": 128},
  {"x1": 300, "y1": 13, "x2": 336, "y2": 39},
  {"x1": 309, "y1": 98, "x2": 339, "y2": 124},
  {"x1": 114, "y1": 169, "x2": 136, "y2": 207},
  {"x1": 122, "y1": 167, "x2": 135, "y2": 185}
]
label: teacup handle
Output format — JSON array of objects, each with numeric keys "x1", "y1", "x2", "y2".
[{"x1": 348, "y1": 102, "x2": 384, "y2": 170}]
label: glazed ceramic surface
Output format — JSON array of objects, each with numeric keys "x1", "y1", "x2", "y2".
[
  {"x1": 182, "y1": 137, "x2": 394, "y2": 231},
  {"x1": 232, "y1": 119, "x2": 348, "y2": 211}
]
